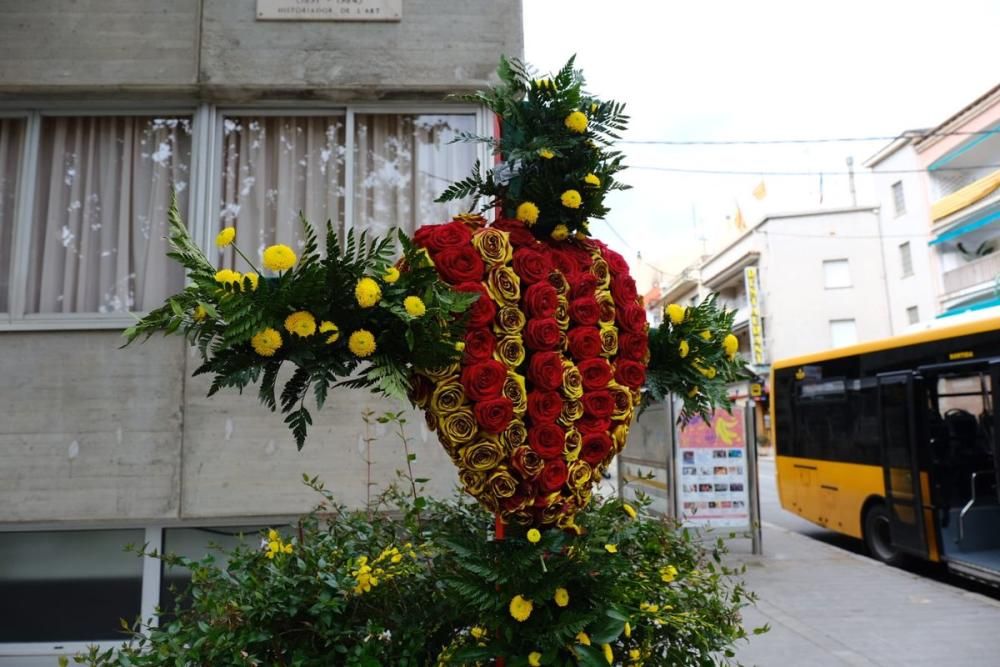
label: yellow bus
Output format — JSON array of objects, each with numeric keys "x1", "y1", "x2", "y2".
[{"x1": 771, "y1": 316, "x2": 1000, "y2": 585}]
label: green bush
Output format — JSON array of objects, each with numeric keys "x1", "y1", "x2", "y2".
[{"x1": 74, "y1": 415, "x2": 760, "y2": 667}]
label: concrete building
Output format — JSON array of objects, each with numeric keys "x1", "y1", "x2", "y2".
[
  {"x1": 0, "y1": 1, "x2": 522, "y2": 661},
  {"x1": 650, "y1": 207, "x2": 890, "y2": 448}
]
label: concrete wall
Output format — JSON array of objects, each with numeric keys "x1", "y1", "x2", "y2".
[
  {"x1": 0, "y1": 0, "x2": 524, "y2": 101},
  {"x1": 0, "y1": 331, "x2": 460, "y2": 525}
]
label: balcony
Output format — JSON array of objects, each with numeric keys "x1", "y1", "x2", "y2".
[
  {"x1": 931, "y1": 169, "x2": 1000, "y2": 224},
  {"x1": 942, "y1": 251, "x2": 1000, "y2": 295}
]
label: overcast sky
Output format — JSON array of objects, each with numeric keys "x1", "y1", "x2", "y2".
[{"x1": 523, "y1": 0, "x2": 1000, "y2": 284}]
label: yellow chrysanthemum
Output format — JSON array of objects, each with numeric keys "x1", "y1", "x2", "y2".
[
  {"x1": 679, "y1": 339, "x2": 690, "y2": 359},
  {"x1": 470, "y1": 626, "x2": 487, "y2": 640},
  {"x1": 550, "y1": 224, "x2": 569, "y2": 241},
  {"x1": 528, "y1": 652, "x2": 542, "y2": 667},
  {"x1": 565, "y1": 110, "x2": 588, "y2": 133},
  {"x1": 622, "y1": 503, "x2": 637, "y2": 520},
  {"x1": 215, "y1": 226, "x2": 236, "y2": 248},
  {"x1": 243, "y1": 272, "x2": 259, "y2": 291},
  {"x1": 576, "y1": 631, "x2": 591, "y2": 646},
  {"x1": 509, "y1": 595, "x2": 533, "y2": 622},
  {"x1": 723, "y1": 333, "x2": 739, "y2": 358},
  {"x1": 454, "y1": 341, "x2": 466, "y2": 352},
  {"x1": 700, "y1": 330, "x2": 712, "y2": 341},
  {"x1": 383, "y1": 266, "x2": 400, "y2": 284},
  {"x1": 629, "y1": 648, "x2": 641, "y2": 660},
  {"x1": 319, "y1": 321, "x2": 340, "y2": 344},
  {"x1": 355, "y1": 277, "x2": 382, "y2": 308},
  {"x1": 193, "y1": 305, "x2": 208, "y2": 321},
  {"x1": 584, "y1": 173, "x2": 601, "y2": 187},
  {"x1": 666, "y1": 303, "x2": 686, "y2": 325},
  {"x1": 660, "y1": 564, "x2": 679, "y2": 583},
  {"x1": 640, "y1": 601, "x2": 660, "y2": 613},
  {"x1": 214, "y1": 269, "x2": 242, "y2": 286},
  {"x1": 554, "y1": 587, "x2": 569, "y2": 607},
  {"x1": 604, "y1": 544, "x2": 618, "y2": 553},
  {"x1": 624, "y1": 622, "x2": 632, "y2": 638},
  {"x1": 687, "y1": 386, "x2": 699, "y2": 397},
  {"x1": 560, "y1": 190, "x2": 582, "y2": 209},
  {"x1": 262, "y1": 244, "x2": 297, "y2": 272},
  {"x1": 602, "y1": 644, "x2": 613, "y2": 664},
  {"x1": 404, "y1": 296, "x2": 426, "y2": 318},
  {"x1": 526, "y1": 528, "x2": 541, "y2": 544},
  {"x1": 284, "y1": 311, "x2": 316, "y2": 338},
  {"x1": 516, "y1": 201, "x2": 540, "y2": 226},
  {"x1": 251, "y1": 327, "x2": 282, "y2": 357},
  {"x1": 349, "y1": 330, "x2": 376, "y2": 358},
  {"x1": 538, "y1": 148, "x2": 555, "y2": 159}
]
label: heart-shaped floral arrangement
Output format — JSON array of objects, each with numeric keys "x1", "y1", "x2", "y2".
[{"x1": 409, "y1": 214, "x2": 646, "y2": 527}]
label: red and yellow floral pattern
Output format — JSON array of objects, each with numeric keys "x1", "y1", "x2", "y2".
[{"x1": 411, "y1": 215, "x2": 647, "y2": 527}]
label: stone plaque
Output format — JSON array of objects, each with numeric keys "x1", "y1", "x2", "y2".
[{"x1": 257, "y1": 0, "x2": 402, "y2": 21}]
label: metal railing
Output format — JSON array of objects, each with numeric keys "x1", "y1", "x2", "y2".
[{"x1": 942, "y1": 252, "x2": 1000, "y2": 295}]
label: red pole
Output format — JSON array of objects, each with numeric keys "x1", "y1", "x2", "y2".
[{"x1": 495, "y1": 513, "x2": 505, "y2": 667}]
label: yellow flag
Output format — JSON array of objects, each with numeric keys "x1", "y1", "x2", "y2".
[
  {"x1": 733, "y1": 204, "x2": 746, "y2": 231},
  {"x1": 752, "y1": 180, "x2": 767, "y2": 200}
]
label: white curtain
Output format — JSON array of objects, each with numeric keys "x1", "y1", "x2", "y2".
[
  {"x1": 217, "y1": 116, "x2": 345, "y2": 272},
  {"x1": 0, "y1": 118, "x2": 24, "y2": 313},
  {"x1": 27, "y1": 116, "x2": 190, "y2": 314},
  {"x1": 353, "y1": 114, "x2": 478, "y2": 238}
]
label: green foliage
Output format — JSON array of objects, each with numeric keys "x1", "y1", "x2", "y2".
[
  {"x1": 122, "y1": 196, "x2": 476, "y2": 449},
  {"x1": 645, "y1": 295, "x2": 751, "y2": 423},
  {"x1": 439, "y1": 55, "x2": 631, "y2": 240}
]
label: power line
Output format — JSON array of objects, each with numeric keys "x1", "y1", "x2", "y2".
[
  {"x1": 596, "y1": 218, "x2": 676, "y2": 278},
  {"x1": 621, "y1": 129, "x2": 999, "y2": 146},
  {"x1": 630, "y1": 163, "x2": 1000, "y2": 177}
]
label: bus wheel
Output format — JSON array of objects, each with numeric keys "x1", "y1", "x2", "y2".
[{"x1": 863, "y1": 503, "x2": 903, "y2": 566}]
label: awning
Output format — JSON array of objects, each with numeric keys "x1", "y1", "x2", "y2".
[
  {"x1": 938, "y1": 295, "x2": 1000, "y2": 318},
  {"x1": 931, "y1": 169, "x2": 1000, "y2": 222},
  {"x1": 929, "y1": 209, "x2": 1000, "y2": 246}
]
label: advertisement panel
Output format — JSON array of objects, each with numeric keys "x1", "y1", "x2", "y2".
[{"x1": 675, "y1": 408, "x2": 750, "y2": 528}]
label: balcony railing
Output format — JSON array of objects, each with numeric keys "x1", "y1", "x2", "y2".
[{"x1": 942, "y1": 251, "x2": 1000, "y2": 295}]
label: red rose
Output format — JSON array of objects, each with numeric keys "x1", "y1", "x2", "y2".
[
  {"x1": 618, "y1": 304, "x2": 648, "y2": 333},
  {"x1": 550, "y1": 252, "x2": 577, "y2": 277},
  {"x1": 474, "y1": 397, "x2": 514, "y2": 433},
  {"x1": 539, "y1": 459, "x2": 569, "y2": 492},
  {"x1": 581, "y1": 432, "x2": 613, "y2": 465},
  {"x1": 527, "y1": 390, "x2": 563, "y2": 423},
  {"x1": 413, "y1": 220, "x2": 473, "y2": 254},
  {"x1": 619, "y1": 332, "x2": 649, "y2": 361},
  {"x1": 567, "y1": 327, "x2": 602, "y2": 359},
  {"x1": 570, "y1": 272, "x2": 600, "y2": 300},
  {"x1": 569, "y1": 296, "x2": 601, "y2": 326},
  {"x1": 578, "y1": 358, "x2": 613, "y2": 390},
  {"x1": 455, "y1": 282, "x2": 496, "y2": 329},
  {"x1": 464, "y1": 328, "x2": 496, "y2": 362},
  {"x1": 601, "y1": 247, "x2": 630, "y2": 275},
  {"x1": 502, "y1": 485, "x2": 533, "y2": 513},
  {"x1": 578, "y1": 415, "x2": 612, "y2": 435},
  {"x1": 528, "y1": 351, "x2": 564, "y2": 391},
  {"x1": 550, "y1": 242, "x2": 593, "y2": 272},
  {"x1": 524, "y1": 318, "x2": 562, "y2": 351},
  {"x1": 615, "y1": 359, "x2": 647, "y2": 389},
  {"x1": 492, "y1": 218, "x2": 537, "y2": 248},
  {"x1": 524, "y1": 282, "x2": 558, "y2": 318},
  {"x1": 611, "y1": 274, "x2": 638, "y2": 305},
  {"x1": 510, "y1": 446, "x2": 543, "y2": 479},
  {"x1": 461, "y1": 359, "x2": 507, "y2": 400},
  {"x1": 529, "y1": 423, "x2": 566, "y2": 460},
  {"x1": 580, "y1": 390, "x2": 615, "y2": 419},
  {"x1": 512, "y1": 248, "x2": 553, "y2": 284},
  {"x1": 436, "y1": 245, "x2": 485, "y2": 284}
]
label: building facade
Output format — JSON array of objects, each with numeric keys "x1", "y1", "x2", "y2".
[{"x1": 0, "y1": 1, "x2": 523, "y2": 661}]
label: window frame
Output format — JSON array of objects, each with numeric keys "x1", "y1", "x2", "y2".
[
  {"x1": 899, "y1": 240, "x2": 913, "y2": 278},
  {"x1": 822, "y1": 258, "x2": 852, "y2": 289},
  {"x1": 829, "y1": 318, "x2": 858, "y2": 348},
  {"x1": 0, "y1": 102, "x2": 491, "y2": 332},
  {"x1": 891, "y1": 180, "x2": 905, "y2": 217}
]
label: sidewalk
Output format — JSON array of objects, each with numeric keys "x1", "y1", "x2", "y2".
[{"x1": 725, "y1": 522, "x2": 1000, "y2": 666}]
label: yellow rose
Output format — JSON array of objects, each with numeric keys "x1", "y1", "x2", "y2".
[
  {"x1": 558, "y1": 400, "x2": 584, "y2": 428},
  {"x1": 554, "y1": 296, "x2": 570, "y2": 328},
  {"x1": 564, "y1": 427, "x2": 582, "y2": 461},
  {"x1": 549, "y1": 272, "x2": 569, "y2": 296},
  {"x1": 472, "y1": 227, "x2": 513, "y2": 265},
  {"x1": 560, "y1": 190, "x2": 582, "y2": 209},
  {"x1": 460, "y1": 439, "x2": 506, "y2": 472},
  {"x1": 590, "y1": 257, "x2": 610, "y2": 288},
  {"x1": 262, "y1": 244, "x2": 296, "y2": 272},
  {"x1": 501, "y1": 371, "x2": 528, "y2": 414},
  {"x1": 516, "y1": 201, "x2": 540, "y2": 225},
  {"x1": 561, "y1": 361, "x2": 584, "y2": 400},
  {"x1": 500, "y1": 419, "x2": 528, "y2": 451},
  {"x1": 509, "y1": 445, "x2": 544, "y2": 477},
  {"x1": 596, "y1": 291, "x2": 616, "y2": 326},
  {"x1": 612, "y1": 423, "x2": 630, "y2": 453},
  {"x1": 608, "y1": 382, "x2": 634, "y2": 421},
  {"x1": 496, "y1": 306, "x2": 526, "y2": 335},
  {"x1": 486, "y1": 266, "x2": 521, "y2": 306},
  {"x1": 459, "y1": 469, "x2": 486, "y2": 495},
  {"x1": 564, "y1": 110, "x2": 588, "y2": 133},
  {"x1": 430, "y1": 380, "x2": 467, "y2": 414},
  {"x1": 568, "y1": 460, "x2": 593, "y2": 490},
  {"x1": 440, "y1": 409, "x2": 478, "y2": 448},
  {"x1": 488, "y1": 468, "x2": 518, "y2": 498},
  {"x1": 666, "y1": 303, "x2": 686, "y2": 325}
]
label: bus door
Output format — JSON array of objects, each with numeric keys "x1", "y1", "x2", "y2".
[
  {"x1": 990, "y1": 363, "x2": 1000, "y2": 503},
  {"x1": 877, "y1": 372, "x2": 928, "y2": 558}
]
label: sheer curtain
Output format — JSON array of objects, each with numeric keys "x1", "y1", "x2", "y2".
[
  {"x1": 26, "y1": 116, "x2": 190, "y2": 314},
  {"x1": 217, "y1": 116, "x2": 345, "y2": 272},
  {"x1": 353, "y1": 114, "x2": 478, "y2": 237},
  {"x1": 0, "y1": 118, "x2": 24, "y2": 313}
]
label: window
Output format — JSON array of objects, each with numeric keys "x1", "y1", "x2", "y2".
[
  {"x1": 0, "y1": 118, "x2": 26, "y2": 314},
  {"x1": 0, "y1": 529, "x2": 144, "y2": 643},
  {"x1": 899, "y1": 241, "x2": 913, "y2": 277},
  {"x1": 829, "y1": 319, "x2": 857, "y2": 348},
  {"x1": 26, "y1": 116, "x2": 191, "y2": 314},
  {"x1": 823, "y1": 259, "x2": 851, "y2": 289},
  {"x1": 906, "y1": 305, "x2": 919, "y2": 325},
  {"x1": 892, "y1": 180, "x2": 905, "y2": 216}
]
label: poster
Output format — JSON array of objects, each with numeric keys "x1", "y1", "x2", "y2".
[{"x1": 676, "y1": 408, "x2": 750, "y2": 528}]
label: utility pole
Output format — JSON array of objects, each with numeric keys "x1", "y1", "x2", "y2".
[{"x1": 846, "y1": 156, "x2": 857, "y2": 207}]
